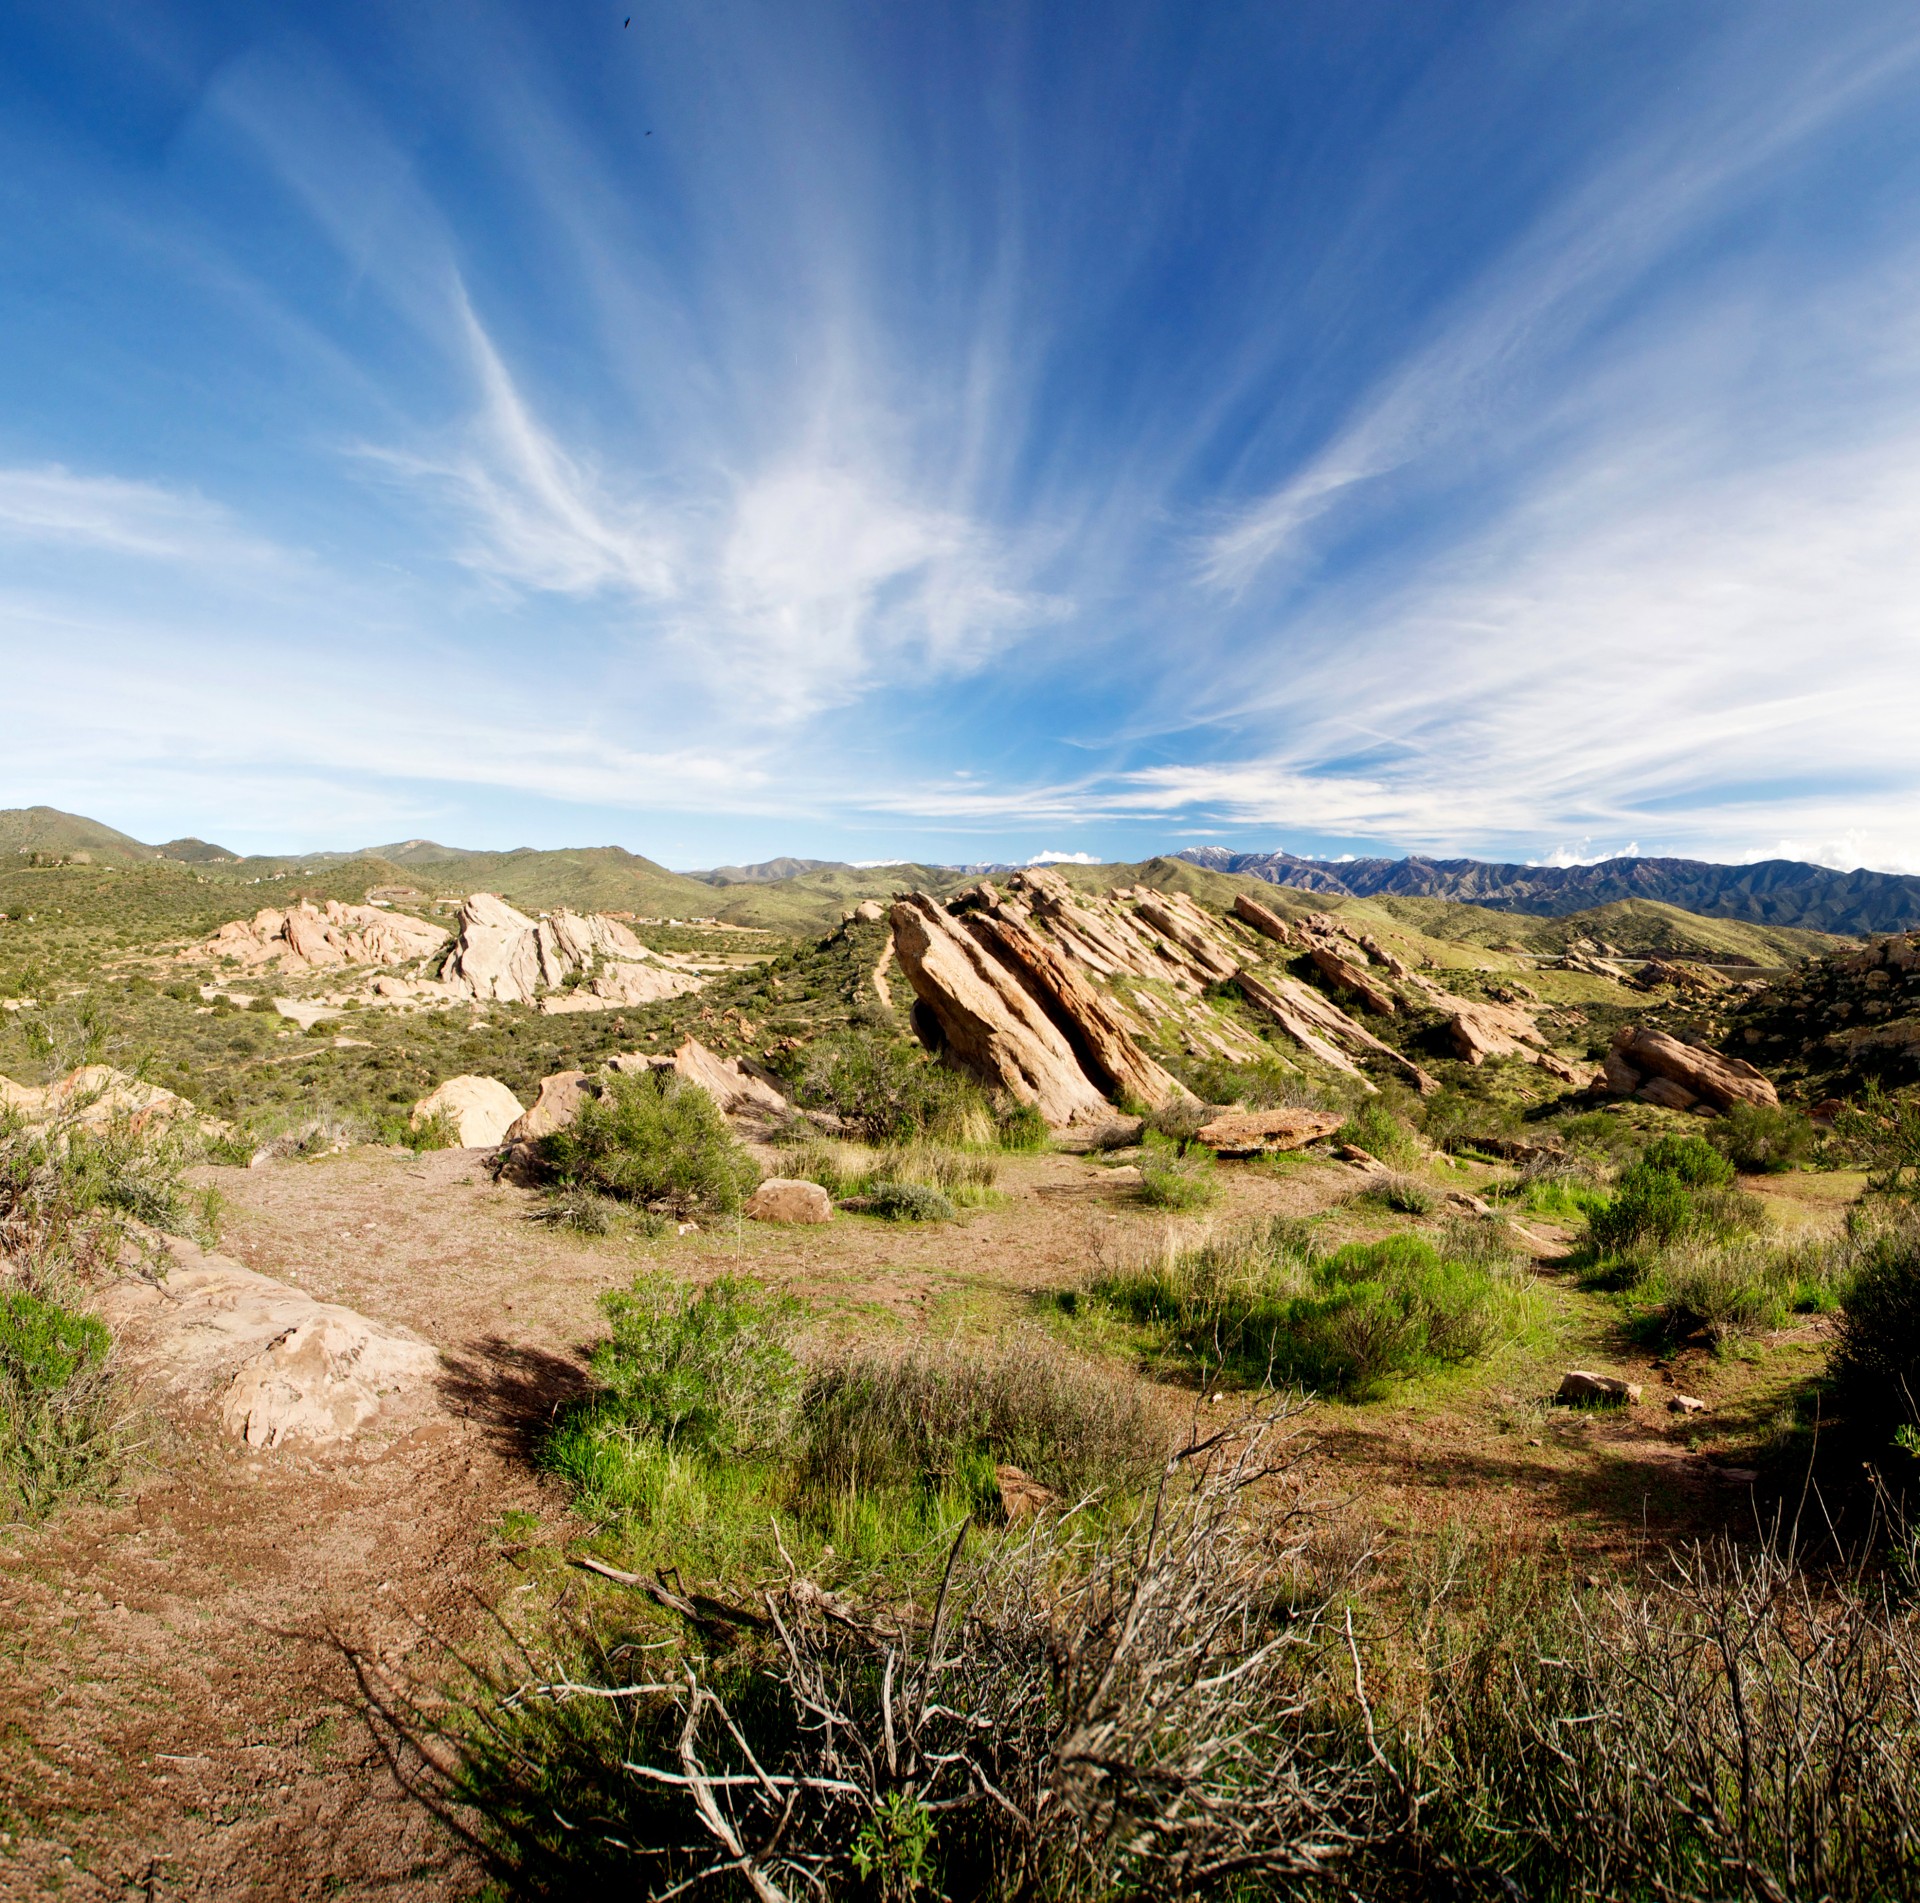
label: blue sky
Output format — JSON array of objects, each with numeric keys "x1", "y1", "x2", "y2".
[{"x1": 4, "y1": 1, "x2": 1920, "y2": 871}]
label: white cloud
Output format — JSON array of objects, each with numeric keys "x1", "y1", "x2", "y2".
[
  {"x1": 1025, "y1": 849, "x2": 1100, "y2": 865},
  {"x1": 0, "y1": 466, "x2": 286, "y2": 569}
]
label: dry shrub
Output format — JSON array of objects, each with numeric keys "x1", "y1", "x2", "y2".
[{"x1": 793, "y1": 1335, "x2": 1170, "y2": 1516}]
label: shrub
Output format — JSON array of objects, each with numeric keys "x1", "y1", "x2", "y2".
[
  {"x1": 1356, "y1": 1170, "x2": 1438, "y2": 1215},
  {"x1": 0, "y1": 1286, "x2": 121, "y2": 1521},
  {"x1": 1835, "y1": 1081, "x2": 1920, "y2": 1197},
  {"x1": 1089, "y1": 1218, "x2": 1530, "y2": 1398},
  {"x1": 1709, "y1": 1100, "x2": 1816, "y2": 1174},
  {"x1": 528, "y1": 1185, "x2": 617, "y2": 1235},
  {"x1": 860, "y1": 1179, "x2": 957, "y2": 1223},
  {"x1": 1342, "y1": 1094, "x2": 1423, "y2": 1168},
  {"x1": 792, "y1": 1337, "x2": 1167, "y2": 1528},
  {"x1": 995, "y1": 1101, "x2": 1051, "y2": 1152},
  {"x1": 537, "y1": 1072, "x2": 758, "y2": 1217},
  {"x1": 1136, "y1": 1129, "x2": 1218, "y2": 1210},
  {"x1": 1585, "y1": 1136, "x2": 1762, "y2": 1263},
  {"x1": 797, "y1": 1029, "x2": 978, "y2": 1144},
  {"x1": 1830, "y1": 1211, "x2": 1920, "y2": 1464},
  {"x1": 1627, "y1": 1234, "x2": 1849, "y2": 1347},
  {"x1": 541, "y1": 1276, "x2": 803, "y2": 1520}
]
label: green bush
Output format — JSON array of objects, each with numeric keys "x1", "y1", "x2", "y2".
[
  {"x1": 541, "y1": 1276, "x2": 803, "y2": 1521},
  {"x1": 1356, "y1": 1170, "x2": 1438, "y2": 1216},
  {"x1": 1136, "y1": 1129, "x2": 1218, "y2": 1210},
  {"x1": 1638, "y1": 1132, "x2": 1736, "y2": 1188},
  {"x1": 1585, "y1": 1136, "x2": 1761, "y2": 1262},
  {"x1": 861, "y1": 1179, "x2": 957, "y2": 1222},
  {"x1": 1830, "y1": 1213, "x2": 1920, "y2": 1463},
  {"x1": 0, "y1": 1287, "x2": 120, "y2": 1521},
  {"x1": 1342, "y1": 1094, "x2": 1423, "y2": 1168},
  {"x1": 1708, "y1": 1101, "x2": 1816, "y2": 1174},
  {"x1": 797, "y1": 1028, "x2": 978, "y2": 1144},
  {"x1": 537, "y1": 1072, "x2": 758, "y2": 1217},
  {"x1": 995, "y1": 1101, "x2": 1051, "y2": 1152},
  {"x1": 1087, "y1": 1218, "x2": 1531, "y2": 1398}
]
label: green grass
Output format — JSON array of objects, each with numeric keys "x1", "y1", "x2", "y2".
[{"x1": 1136, "y1": 1128, "x2": 1219, "y2": 1209}]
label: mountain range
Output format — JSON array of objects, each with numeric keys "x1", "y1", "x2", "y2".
[
  {"x1": 5, "y1": 805, "x2": 1917, "y2": 936},
  {"x1": 1172, "y1": 847, "x2": 1920, "y2": 936}
]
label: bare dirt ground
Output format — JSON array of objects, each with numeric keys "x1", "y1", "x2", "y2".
[{"x1": 0, "y1": 1146, "x2": 1833, "y2": 1900}]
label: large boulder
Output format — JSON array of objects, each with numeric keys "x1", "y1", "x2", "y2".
[
  {"x1": 412, "y1": 1075, "x2": 525, "y2": 1147},
  {"x1": 504, "y1": 1070, "x2": 593, "y2": 1144},
  {"x1": 444, "y1": 893, "x2": 545, "y2": 1003},
  {"x1": 1195, "y1": 1108, "x2": 1346, "y2": 1157},
  {"x1": 98, "y1": 1237, "x2": 440, "y2": 1449},
  {"x1": 1602, "y1": 1026, "x2": 1778, "y2": 1112}
]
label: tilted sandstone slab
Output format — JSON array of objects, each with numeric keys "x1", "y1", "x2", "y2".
[
  {"x1": 1309, "y1": 944, "x2": 1398, "y2": 1016},
  {"x1": 963, "y1": 906, "x2": 1189, "y2": 1111},
  {"x1": 607, "y1": 1036, "x2": 793, "y2": 1129},
  {"x1": 1232, "y1": 892, "x2": 1299, "y2": 948},
  {"x1": 98, "y1": 1238, "x2": 441, "y2": 1450},
  {"x1": 1196, "y1": 1108, "x2": 1346, "y2": 1157},
  {"x1": 412, "y1": 1074, "x2": 525, "y2": 1147},
  {"x1": 891, "y1": 895, "x2": 1112, "y2": 1127},
  {"x1": 1233, "y1": 970, "x2": 1437, "y2": 1095},
  {"x1": 1602, "y1": 1026, "x2": 1778, "y2": 1112}
]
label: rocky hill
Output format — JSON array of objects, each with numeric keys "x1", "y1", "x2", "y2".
[{"x1": 1177, "y1": 847, "x2": 1920, "y2": 935}]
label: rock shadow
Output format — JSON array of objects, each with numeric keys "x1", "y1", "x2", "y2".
[{"x1": 436, "y1": 1335, "x2": 590, "y2": 1458}]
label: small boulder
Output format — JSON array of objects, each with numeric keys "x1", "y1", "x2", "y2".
[
  {"x1": 1557, "y1": 1369, "x2": 1642, "y2": 1407},
  {"x1": 743, "y1": 1178, "x2": 832, "y2": 1225},
  {"x1": 1195, "y1": 1107, "x2": 1345, "y2": 1157},
  {"x1": 1668, "y1": 1394, "x2": 1707, "y2": 1415},
  {"x1": 412, "y1": 1075, "x2": 525, "y2": 1148},
  {"x1": 852, "y1": 899, "x2": 886, "y2": 923}
]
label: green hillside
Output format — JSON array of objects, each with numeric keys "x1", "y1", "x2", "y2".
[{"x1": 0, "y1": 806, "x2": 166, "y2": 866}]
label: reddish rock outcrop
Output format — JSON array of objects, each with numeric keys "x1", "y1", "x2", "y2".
[
  {"x1": 1231, "y1": 893, "x2": 1299, "y2": 948},
  {"x1": 201, "y1": 900, "x2": 448, "y2": 972},
  {"x1": 1233, "y1": 970, "x2": 1438, "y2": 1095},
  {"x1": 504, "y1": 1070, "x2": 592, "y2": 1145},
  {"x1": 1309, "y1": 944, "x2": 1398, "y2": 1016},
  {"x1": 890, "y1": 895, "x2": 1114, "y2": 1127},
  {"x1": 1601, "y1": 1026, "x2": 1779, "y2": 1112},
  {"x1": 1195, "y1": 1107, "x2": 1346, "y2": 1157}
]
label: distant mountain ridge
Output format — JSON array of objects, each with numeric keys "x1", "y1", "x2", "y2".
[{"x1": 1174, "y1": 848, "x2": 1920, "y2": 935}]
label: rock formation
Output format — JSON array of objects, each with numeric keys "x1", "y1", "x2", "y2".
[
  {"x1": 503, "y1": 1070, "x2": 592, "y2": 1145},
  {"x1": 1232, "y1": 969, "x2": 1438, "y2": 1095},
  {"x1": 1231, "y1": 892, "x2": 1298, "y2": 947},
  {"x1": 1308, "y1": 943, "x2": 1398, "y2": 1016},
  {"x1": 1601, "y1": 1026, "x2": 1779, "y2": 1113},
  {"x1": 443, "y1": 893, "x2": 706, "y2": 1011},
  {"x1": 744, "y1": 1179, "x2": 832, "y2": 1223},
  {"x1": 890, "y1": 894, "x2": 1115, "y2": 1127},
  {"x1": 201, "y1": 900, "x2": 447, "y2": 972},
  {"x1": 411, "y1": 1075, "x2": 525, "y2": 1147},
  {"x1": 1, "y1": 1064, "x2": 226, "y2": 1137},
  {"x1": 1194, "y1": 1108, "x2": 1346, "y2": 1157},
  {"x1": 97, "y1": 1235, "x2": 441, "y2": 1450}
]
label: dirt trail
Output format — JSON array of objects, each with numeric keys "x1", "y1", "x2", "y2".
[{"x1": 0, "y1": 1145, "x2": 1793, "y2": 1897}]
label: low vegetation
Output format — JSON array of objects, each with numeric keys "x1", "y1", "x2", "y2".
[
  {"x1": 780, "y1": 1133, "x2": 999, "y2": 1221},
  {"x1": 535, "y1": 1071, "x2": 759, "y2": 1218},
  {"x1": 1082, "y1": 1214, "x2": 1536, "y2": 1398}
]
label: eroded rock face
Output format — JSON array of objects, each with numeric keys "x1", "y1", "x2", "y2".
[
  {"x1": 97, "y1": 1239, "x2": 440, "y2": 1450},
  {"x1": 1233, "y1": 970, "x2": 1438, "y2": 1095},
  {"x1": 201, "y1": 900, "x2": 448, "y2": 972},
  {"x1": 504, "y1": 1071, "x2": 592, "y2": 1145},
  {"x1": 890, "y1": 895, "x2": 1114, "y2": 1128},
  {"x1": 744, "y1": 1179, "x2": 832, "y2": 1224},
  {"x1": 1195, "y1": 1108, "x2": 1346, "y2": 1157},
  {"x1": 1, "y1": 1065, "x2": 225, "y2": 1137},
  {"x1": 1231, "y1": 893, "x2": 1298, "y2": 947},
  {"x1": 1309, "y1": 944, "x2": 1397, "y2": 1016},
  {"x1": 607, "y1": 1036, "x2": 793, "y2": 1131},
  {"x1": 1602, "y1": 1026, "x2": 1779, "y2": 1112},
  {"x1": 444, "y1": 894, "x2": 707, "y2": 1011},
  {"x1": 412, "y1": 1075, "x2": 525, "y2": 1147}
]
